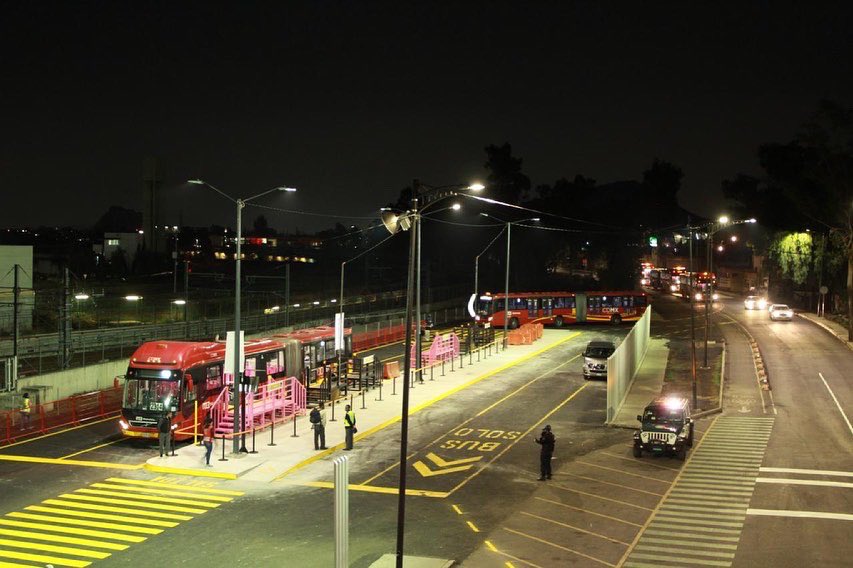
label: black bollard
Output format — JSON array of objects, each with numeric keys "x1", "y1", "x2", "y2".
[
  {"x1": 441, "y1": 359, "x2": 445, "y2": 377},
  {"x1": 219, "y1": 434, "x2": 228, "y2": 461},
  {"x1": 269, "y1": 418, "x2": 276, "y2": 446},
  {"x1": 392, "y1": 374, "x2": 397, "y2": 396},
  {"x1": 291, "y1": 413, "x2": 298, "y2": 437},
  {"x1": 330, "y1": 397, "x2": 337, "y2": 422},
  {"x1": 361, "y1": 388, "x2": 366, "y2": 410},
  {"x1": 376, "y1": 378, "x2": 383, "y2": 401},
  {"x1": 249, "y1": 427, "x2": 258, "y2": 454},
  {"x1": 430, "y1": 365, "x2": 434, "y2": 381}
]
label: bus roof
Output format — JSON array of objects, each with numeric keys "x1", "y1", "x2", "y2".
[
  {"x1": 129, "y1": 338, "x2": 284, "y2": 370},
  {"x1": 481, "y1": 291, "x2": 646, "y2": 299},
  {"x1": 273, "y1": 325, "x2": 351, "y2": 343}
]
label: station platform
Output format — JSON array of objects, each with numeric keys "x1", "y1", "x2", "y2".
[{"x1": 145, "y1": 329, "x2": 580, "y2": 483}]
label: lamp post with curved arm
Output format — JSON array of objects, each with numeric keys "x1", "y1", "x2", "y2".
[{"x1": 188, "y1": 179, "x2": 296, "y2": 453}]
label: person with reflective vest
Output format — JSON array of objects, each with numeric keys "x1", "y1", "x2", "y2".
[
  {"x1": 344, "y1": 405, "x2": 356, "y2": 450},
  {"x1": 20, "y1": 393, "x2": 31, "y2": 429}
]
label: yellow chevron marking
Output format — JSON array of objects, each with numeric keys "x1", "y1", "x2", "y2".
[{"x1": 425, "y1": 453, "x2": 483, "y2": 468}]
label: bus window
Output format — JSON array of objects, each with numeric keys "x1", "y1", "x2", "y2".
[
  {"x1": 206, "y1": 364, "x2": 223, "y2": 391},
  {"x1": 635, "y1": 295, "x2": 648, "y2": 307}
]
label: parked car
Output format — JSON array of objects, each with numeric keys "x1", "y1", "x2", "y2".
[
  {"x1": 582, "y1": 339, "x2": 616, "y2": 380},
  {"x1": 769, "y1": 304, "x2": 794, "y2": 321},
  {"x1": 633, "y1": 397, "x2": 694, "y2": 460},
  {"x1": 744, "y1": 295, "x2": 768, "y2": 310}
]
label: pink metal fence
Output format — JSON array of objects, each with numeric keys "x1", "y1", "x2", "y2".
[{"x1": 410, "y1": 333, "x2": 460, "y2": 367}]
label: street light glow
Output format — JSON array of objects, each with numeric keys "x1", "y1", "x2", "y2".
[
  {"x1": 730, "y1": 235, "x2": 738, "y2": 242},
  {"x1": 74, "y1": 293, "x2": 89, "y2": 300},
  {"x1": 278, "y1": 187, "x2": 297, "y2": 192},
  {"x1": 468, "y1": 183, "x2": 485, "y2": 191},
  {"x1": 718, "y1": 215, "x2": 730, "y2": 224},
  {"x1": 451, "y1": 203, "x2": 461, "y2": 211},
  {"x1": 313, "y1": 301, "x2": 320, "y2": 305},
  {"x1": 717, "y1": 245, "x2": 724, "y2": 252},
  {"x1": 125, "y1": 295, "x2": 142, "y2": 301},
  {"x1": 187, "y1": 179, "x2": 205, "y2": 185},
  {"x1": 748, "y1": 218, "x2": 757, "y2": 223},
  {"x1": 173, "y1": 299, "x2": 186, "y2": 305},
  {"x1": 293, "y1": 303, "x2": 300, "y2": 308},
  {"x1": 531, "y1": 218, "x2": 541, "y2": 222}
]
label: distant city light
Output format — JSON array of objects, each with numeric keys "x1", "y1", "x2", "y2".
[
  {"x1": 173, "y1": 299, "x2": 186, "y2": 305},
  {"x1": 468, "y1": 183, "x2": 485, "y2": 191},
  {"x1": 125, "y1": 295, "x2": 142, "y2": 301},
  {"x1": 74, "y1": 293, "x2": 90, "y2": 300}
]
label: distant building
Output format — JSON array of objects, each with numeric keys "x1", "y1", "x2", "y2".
[{"x1": 95, "y1": 232, "x2": 144, "y2": 267}]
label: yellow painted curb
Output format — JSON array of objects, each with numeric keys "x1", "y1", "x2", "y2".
[
  {"x1": 143, "y1": 463, "x2": 238, "y2": 480},
  {"x1": 273, "y1": 332, "x2": 581, "y2": 481},
  {"x1": 0, "y1": 454, "x2": 143, "y2": 470}
]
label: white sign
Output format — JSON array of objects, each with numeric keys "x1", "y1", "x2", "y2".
[
  {"x1": 335, "y1": 312, "x2": 345, "y2": 352},
  {"x1": 224, "y1": 331, "x2": 245, "y2": 376}
]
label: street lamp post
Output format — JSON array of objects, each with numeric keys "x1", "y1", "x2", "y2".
[
  {"x1": 381, "y1": 180, "x2": 483, "y2": 568},
  {"x1": 189, "y1": 179, "x2": 296, "y2": 453}
]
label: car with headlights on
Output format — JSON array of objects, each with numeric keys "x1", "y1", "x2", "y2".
[
  {"x1": 582, "y1": 339, "x2": 616, "y2": 380},
  {"x1": 633, "y1": 397, "x2": 694, "y2": 460},
  {"x1": 744, "y1": 295, "x2": 767, "y2": 310},
  {"x1": 769, "y1": 304, "x2": 794, "y2": 321}
]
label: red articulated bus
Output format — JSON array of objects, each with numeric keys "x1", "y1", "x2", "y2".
[
  {"x1": 120, "y1": 326, "x2": 352, "y2": 440},
  {"x1": 470, "y1": 291, "x2": 649, "y2": 329}
]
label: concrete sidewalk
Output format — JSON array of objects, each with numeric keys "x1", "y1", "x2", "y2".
[
  {"x1": 799, "y1": 312, "x2": 853, "y2": 351},
  {"x1": 145, "y1": 330, "x2": 581, "y2": 483},
  {"x1": 608, "y1": 338, "x2": 669, "y2": 428}
]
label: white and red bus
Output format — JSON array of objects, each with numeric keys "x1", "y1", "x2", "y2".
[
  {"x1": 120, "y1": 326, "x2": 352, "y2": 440},
  {"x1": 470, "y1": 291, "x2": 649, "y2": 328}
]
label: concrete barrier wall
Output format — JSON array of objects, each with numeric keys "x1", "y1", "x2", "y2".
[
  {"x1": 4, "y1": 360, "x2": 128, "y2": 408},
  {"x1": 606, "y1": 306, "x2": 652, "y2": 424}
]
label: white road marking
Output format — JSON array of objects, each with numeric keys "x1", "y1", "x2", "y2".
[
  {"x1": 747, "y1": 509, "x2": 853, "y2": 521},
  {"x1": 759, "y1": 467, "x2": 853, "y2": 478},
  {"x1": 756, "y1": 477, "x2": 853, "y2": 489},
  {"x1": 818, "y1": 372, "x2": 853, "y2": 437}
]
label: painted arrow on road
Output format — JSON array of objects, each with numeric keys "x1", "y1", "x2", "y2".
[{"x1": 413, "y1": 453, "x2": 483, "y2": 477}]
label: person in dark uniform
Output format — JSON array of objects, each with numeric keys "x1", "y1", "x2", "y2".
[{"x1": 535, "y1": 424, "x2": 555, "y2": 480}]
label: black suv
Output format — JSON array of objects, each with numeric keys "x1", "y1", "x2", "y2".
[{"x1": 633, "y1": 397, "x2": 694, "y2": 460}]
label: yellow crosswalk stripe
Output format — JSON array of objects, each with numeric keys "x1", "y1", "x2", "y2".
[
  {"x1": 74, "y1": 488, "x2": 222, "y2": 508},
  {"x1": 57, "y1": 493, "x2": 206, "y2": 515},
  {"x1": 0, "y1": 560, "x2": 40, "y2": 568},
  {"x1": 0, "y1": 526, "x2": 132, "y2": 548},
  {"x1": 7, "y1": 513, "x2": 163, "y2": 535},
  {"x1": 0, "y1": 519, "x2": 145, "y2": 542},
  {"x1": 89, "y1": 483, "x2": 233, "y2": 502},
  {"x1": 24, "y1": 506, "x2": 177, "y2": 528},
  {"x1": 0, "y1": 538, "x2": 110, "y2": 560},
  {"x1": 0, "y1": 550, "x2": 91, "y2": 568},
  {"x1": 40, "y1": 500, "x2": 191, "y2": 522},
  {"x1": 105, "y1": 477, "x2": 243, "y2": 496}
]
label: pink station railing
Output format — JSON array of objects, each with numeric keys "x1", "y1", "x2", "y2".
[
  {"x1": 410, "y1": 333, "x2": 460, "y2": 367},
  {"x1": 209, "y1": 376, "x2": 306, "y2": 437}
]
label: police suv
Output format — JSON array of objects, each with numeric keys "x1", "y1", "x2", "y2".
[{"x1": 633, "y1": 397, "x2": 694, "y2": 460}]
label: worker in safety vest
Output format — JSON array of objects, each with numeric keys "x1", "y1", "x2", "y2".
[
  {"x1": 344, "y1": 405, "x2": 356, "y2": 450},
  {"x1": 20, "y1": 393, "x2": 31, "y2": 429}
]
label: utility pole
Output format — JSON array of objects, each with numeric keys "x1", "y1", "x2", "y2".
[
  {"x1": 58, "y1": 267, "x2": 72, "y2": 369},
  {"x1": 184, "y1": 260, "x2": 190, "y2": 323},
  {"x1": 688, "y1": 219, "x2": 697, "y2": 410},
  {"x1": 12, "y1": 264, "x2": 20, "y2": 390},
  {"x1": 285, "y1": 263, "x2": 291, "y2": 327},
  {"x1": 704, "y1": 226, "x2": 712, "y2": 368}
]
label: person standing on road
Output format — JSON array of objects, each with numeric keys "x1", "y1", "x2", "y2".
[
  {"x1": 158, "y1": 411, "x2": 172, "y2": 457},
  {"x1": 535, "y1": 424, "x2": 555, "y2": 480},
  {"x1": 202, "y1": 416, "x2": 214, "y2": 466},
  {"x1": 20, "y1": 393, "x2": 31, "y2": 429},
  {"x1": 344, "y1": 404, "x2": 356, "y2": 450},
  {"x1": 310, "y1": 402, "x2": 327, "y2": 450}
]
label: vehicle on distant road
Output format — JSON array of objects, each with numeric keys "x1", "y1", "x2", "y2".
[
  {"x1": 582, "y1": 339, "x2": 616, "y2": 380},
  {"x1": 769, "y1": 304, "x2": 794, "y2": 321},
  {"x1": 744, "y1": 295, "x2": 767, "y2": 310},
  {"x1": 633, "y1": 397, "x2": 694, "y2": 460},
  {"x1": 470, "y1": 290, "x2": 648, "y2": 329}
]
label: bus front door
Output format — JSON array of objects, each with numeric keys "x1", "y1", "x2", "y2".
[
  {"x1": 576, "y1": 293, "x2": 587, "y2": 323},
  {"x1": 528, "y1": 298, "x2": 538, "y2": 321},
  {"x1": 542, "y1": 298, "x2": 553, "y2": 319}
]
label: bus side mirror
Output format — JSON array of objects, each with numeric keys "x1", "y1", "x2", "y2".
[{"x1": 185, "y1": 374, "x2": 194, "y2": 391}]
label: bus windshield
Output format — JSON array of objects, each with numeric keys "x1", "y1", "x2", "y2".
[{"x1": 123, "y1": 369, "x2": 181, "y2": 412}]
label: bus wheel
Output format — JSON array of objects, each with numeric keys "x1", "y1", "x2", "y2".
[
  {"x1": 509, "y1": 317, "x2": 520, "y2": 329},
  {"x1": 554, "y1": 316, "x2": 564, "y2": 328},
  {"x1": 611, "y1": 314, "x2": 622, "y2": 325}
]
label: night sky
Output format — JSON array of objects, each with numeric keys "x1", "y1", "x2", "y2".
[{"x1": 2, "y1": 1, "x2": 852, "y2": 232}]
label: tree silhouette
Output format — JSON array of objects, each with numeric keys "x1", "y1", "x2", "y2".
[{"x1": 484, "y1": 143, "x2": 531, "y2": 205}]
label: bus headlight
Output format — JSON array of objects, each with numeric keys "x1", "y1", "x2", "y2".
[
  {"x1": 712, "y1": 293, "x2": 719, "y2": 301},
  {"x1": 119, "y1": 419, "x2": 129, "y2": 430},
  {"x1": 695, "y1": 292, "x2": 702, "y2": 301},
  {"x1": 670, "y1": 285, "x2": 678, "y2": 292}
]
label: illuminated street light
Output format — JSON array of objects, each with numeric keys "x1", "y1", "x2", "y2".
[
  {"x1": 173, "y1": 299, "x2": 187, "y2": 305},
  {"x1": 451, "y1": 203, "x2": 461, "y2": 211},
  {"x1": 718, "y1": 215, "x2": 730, "y2": 224},
  {"x1": 717, "y1": 245, "x2": 724, "y2": 252},
  {"x1": 125, "y1": 295, "x2": 142, "y2": 301},
  {"x1": 468, "y1": 183, "x2": 485, "y2": 191},
  {"x1": 74, "y1": 293, "x2": 90, "y2": 301},
  {"x1": 730, "y1": 235, "x2": 738, "y2": 242}
]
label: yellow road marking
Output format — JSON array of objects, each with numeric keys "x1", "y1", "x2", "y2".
[
  {"x1": 59, "y1": 439, "x2": 124, "y2": 460},
  {"x1": 426, "y1": 452, "x2": 483, "y2": 467},
  {"x1": 413, "y1": 461, "x2": 475, "y2": 478},
  {"x1": 56, "y1": 494, "x2": 206, "y2": 515},
  {"x1": 533, "y1": 497, "x2": 643, "y2": 527},
  {"x1": 466, "y1": 521, "x2": 480, "y2": 533},
  {"x1": 47, "y1": 495, "x2": 198, "y2": 521},
  {"x1": 575, "y1": 461, "x2": 675, "y2": 483},
  {"x1": 32, "y1": 503, "x2": 184, "y2": 525},
  {"x1": 0, "y1": 549, "x2": 91, "y2": 568},
  {"x1": 0, "y1": 521, "x2": 140, "y2": 545},
  {"x1": 446, "y1": 383, "x2": 590, "y2": 497},
  {"x1": 503, "y1": 527, "x2": 616, "y2": 567},
  {"x1": 484, "y1": 540, "x2": 497, "y2": 551},
  {"x1": 549, "y1": 485, "x2": 654, "y2": 511},
  {"x1": 104, "y1": 477, "x2": 243, "y2": 496},
  {"x1": 0, "y1": 454, "x2": 142, "y2": 470},
  {"x1": 0, "y1": 529, "x2": 125, "y2": 552},
  {"x1": 360, "y1": 453, "x2": 416, "y2": 486},
  {"x1": 452, "y1": 504, "x2": 463, "y2": 515},
  {"x1": 506, "y1": 562, "x2": 516, "y2": 568},
  {"x1": 299, "y1": 481, "x2": 448, "y2": 498},
  {"x1": 142, "y1": 463, "x2": 237, "y2": 480},
  {"x1": 0, "y1": 414, "x2": 120, "y2": 451},
  {"x1": 520, "y1": 511, "x2": 630, "y2": 546},
  {"x1": 0, "y1": 561, "x2": 40, "y2": 568},
  {"x1": 562, "y1": 473, "x2": 664, "y2": 497},
  {"x1": 73, "y1": 488, "x2": 221, "y2": 508},
  {"x1": 89, "y1": 483, "x2": 233, "y2": 502},
  {"x1": 274, "y1": 332, "x2": 582, "y2": 481},
  {"x1": 0, "y1": 538, "x2": 110, "y2": 560},
  {"x1": 7, "y1": 512, "x2": 162, "y2": 535}
]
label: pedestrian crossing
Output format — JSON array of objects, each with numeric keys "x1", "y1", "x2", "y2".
[
  {"x1": 0, "y1": 477, "x2": 243, "y2": 567},
  {"x1": 624, "y1": 415, "x2": 775, "y2": 568}
]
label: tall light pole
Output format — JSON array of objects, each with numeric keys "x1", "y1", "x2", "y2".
[
  {"x1": 688, "y1": 218, "x2": 697, "y2": 410},
  {"x1": 381, "y1": 180, "x2": 483, "y2": 568},
  {"x1": 474, "y1": 226, "x2": 507, "y2": 302},
  {"x1": 480, "y1": 214, "x2": 540, "y2": 345},
  {"x1": 189, "y1": 179, "x2": 296, "y2": 453}
]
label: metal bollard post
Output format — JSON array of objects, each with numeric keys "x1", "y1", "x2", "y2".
[
  {"x1": 375, "y1": 378, "x2": 383, "y2": 401},
  {"x1": 291, "y1": 413, "x2": 298, "y2": 438},
  {"x1": 392, "y1": 374, "x2": 397, "y2": 396},
  {"x1": 469, "y1": 349, "x2": 473, "y2": 365},
  {"x1": 430, "y1": 365, "x2": 434, "y2": 381},
  {"x1": 478, "y1": 348, "x2": 481, "y2": 363},
  {"x1": 459, "y1": 352, "x2": 463, "y2": 368},
  {"x1": 361, "y1": 389, "x2": 366, "y2": 409},
  {"x1": 451, "y1": 354, "x2": 455, "y2": 372},
  {"x1": 250, "y1": 427, "x2": 258, "y2": 454},
  {"x1": 441, "y1": 359, "x2": 445, "y2": 377},
  {"x1": 330, "y1": 397, "x2": 337, "y2": 422},
  {"x1": 219, "y1": 434, "x2": 228, "y2": 461},
  {"x1": 170, "y1": 432, "x2": 176, "y2": 457},
  {"x1": 269, "y1": 417, "x2": 277, "y2": 446}
]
